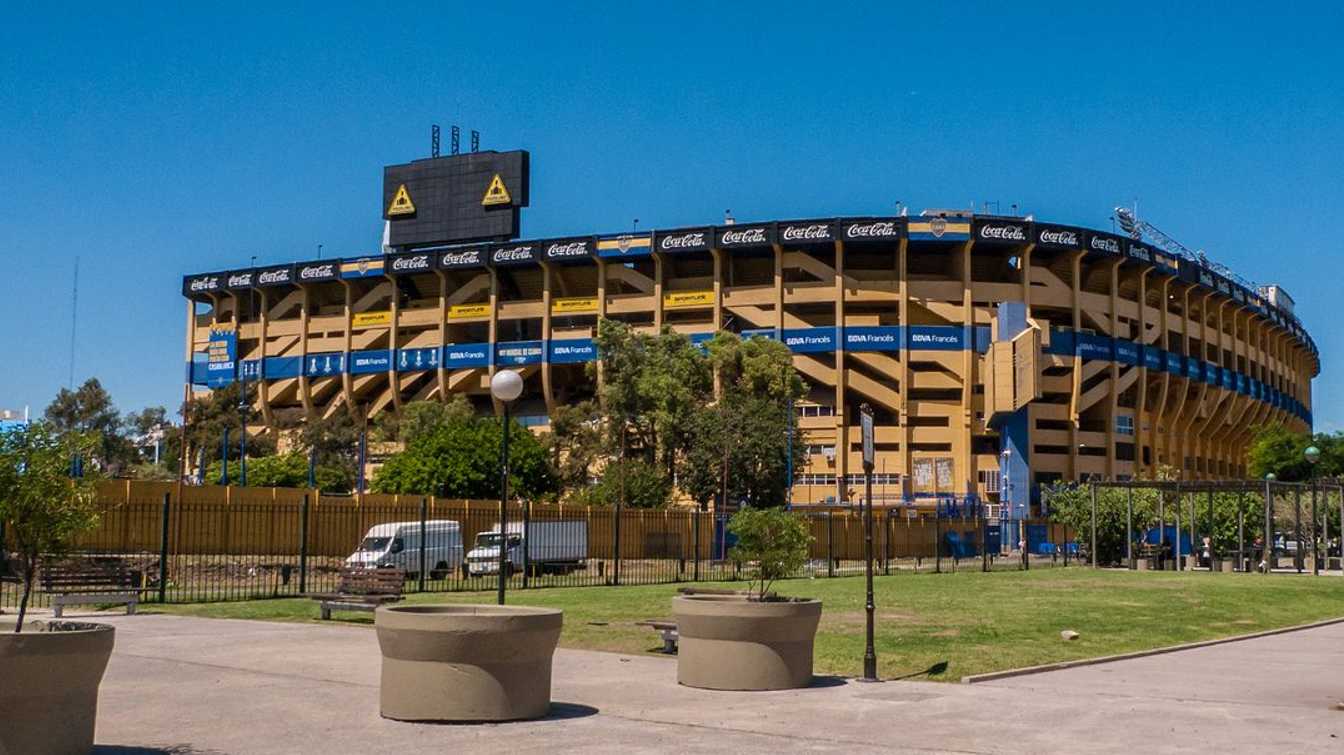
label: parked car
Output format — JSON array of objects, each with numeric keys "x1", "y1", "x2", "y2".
[
  {"x1": 466, "y1": 521, "x2": 587, "y2": 577},
  {"x1": 345, "y1": 520, "x2": 463, "y2": 579}
]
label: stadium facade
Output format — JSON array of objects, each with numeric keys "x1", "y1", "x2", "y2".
[{"x1": 181, "y1": 152, "x2": 1318, "y2": 516}]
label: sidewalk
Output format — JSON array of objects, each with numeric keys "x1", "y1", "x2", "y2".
[{"x1": 86, "y1": 612, "x2": 1344, "y2": 754}]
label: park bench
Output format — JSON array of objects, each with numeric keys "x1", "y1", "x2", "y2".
[
  {"x1": 41, "y1": 557, "x2": 142, "y2": 618},
  {"x1": 306, "y1": 566, "x2": 405, "y2": 620},
  {"x1": 636, "y1": 620, "x2": 679, "y2": 653}
]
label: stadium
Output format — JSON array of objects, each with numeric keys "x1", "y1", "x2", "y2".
[{"x1": 181, "y1": 148, "x2": 1319, "y2": 519}]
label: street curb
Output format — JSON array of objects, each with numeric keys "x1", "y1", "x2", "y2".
[{"x1": 960, "y1": 615, "x2": 1344, "y2": 684}]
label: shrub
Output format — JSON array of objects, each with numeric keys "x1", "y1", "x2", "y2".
[{"x1": 727, "y1": 508, "x2": 811, "y2": 600}]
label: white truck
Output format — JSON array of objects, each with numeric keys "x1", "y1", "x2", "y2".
[
  {"x1": 465, "y1": 521, "x2": 587, "y2": 577},
  {"x1": 345, "y1": 520, "x2": 464, "y2": 579}
]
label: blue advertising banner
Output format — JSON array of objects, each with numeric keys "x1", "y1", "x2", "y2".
[
  {"x1": 1075, "y1": 334, "x2": 1114, "y2": 361},
  {"x1": 264, "y1": 356, "x2": 302, "y2": 380},
  {"x1": 742, "y1": 328, "x2": 777, "y2": 341},
  {"x1": 496, "y1": 340, "x2": 544, "y2": 366},
  {"x1": 206, "y1": 329, "x2": 237, "y2": 388},
  {"x1": 1166, "y1": 352, "x2": 1185, "y2": 376},
  {"x1": 349, "y1": 349, "x2": 392, "y2": 375},
  {"x1": 239, "y1": 359, "x2": 262, "y2": 381},
  {"x1": 1114, "y1": 341, "x2": 1140, "y2": 366},
  {"x1": 844, "y1": 326, "x2": 902, "y2": 352},
  {"x1": 549, "y1": 338, "x2": 597, "y2": 364},
  {"x1": 907, "y1": 325, "x2": 966, "y2": 351},
  {"x1": 1045, "y1": 329, "x2": 1075, "y2": 356},
  {"x1": 782, "y1": 327, "x2": 837, "y2": 353},
  {"x1": 1144, "y1": 347, "x2": 1164, "y2": 371},
  {"x1": 444, "y1": 343, "x2": 490, "y2": 369},
  {"x1": 397, "y1": 347, "x2": 441, "y2": 372},
  {"x1": 305, "y1": 352, "x2": 345, "y2": 377}
]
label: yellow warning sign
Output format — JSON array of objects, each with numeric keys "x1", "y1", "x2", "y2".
[
  {"x1": 387, "y1": 184, "x2": 416, "y2": 217},
  {"x1": 482, "y1": 174, "x2": 512, "y2": 206}
]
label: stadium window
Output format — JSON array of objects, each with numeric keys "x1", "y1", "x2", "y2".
[{"x1": 1115, "y1": 415, "x2": 1135, "y2": 435}]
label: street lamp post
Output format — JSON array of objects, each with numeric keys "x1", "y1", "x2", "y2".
[
  {"x1": 1306, "y1": 445, "x2": 1321, "y2": 576},
  {"x1": 491, "y1": 369, "x2": 524, "y2": 605},
  {"x1": 858, "y1": 403, "x2": 877, "y2": 682},
  {"x1": 1263, "y1": 473, "x2": 1276, "y2": 574}
]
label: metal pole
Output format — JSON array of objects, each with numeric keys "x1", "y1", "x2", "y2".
[
  {"x1": 418, "y1": 497, "x2": 427, "y2": 593},
  {"x1": 158, "y1": 492, "x2": 170, "y2": 603},
  {"x1": 298, "y1": 494, "x2": 309, "y2": 593},
  {"x1": 1206, "y1": 489, "x2": 1214, "y2": 570},
  {"x1": 1158, "y1": 491, "x2": 1166, "y2": 567},
  {"x1": 1338, "y1": 484, "x2": 1343, "y2": 575},
  {"x1": 693, "y1": 505, "x2": 701, "y2": 581},
  {"x1": 1237, "y1": 495, "x2": 1245, "y2": 573},
  {"x1": 1090, "y1": 483, "x2": 1098, "y2": 568},
  {"x1": 498, "y1": 403, "x2": 511, "y2": 605},
  {"x1": 981, "y1": 499, "x2": 989, "y2": 573},
  {"x1": 1312, "y1": 479, "x2": 1320, "y2": 576},
  {"x1": 615, "y1": 432, "x2": 624, "y2": 587},
  {"x1": 1126, "y1": 484, "x2": 1134, "y2": 570},
  {"x1": 1174, "y1": 485, "x2": 1182, "y2": 571},
  {"x1": 1294, "y1": 488, "x2": 1303, "y2": 573},
  {"x1": 862, "y1": 459, "x2": 877, "y2": 681},
  {"x1": 827, "y1": 511, "x2": 835, "y2": 577},
  {"x1": 934, "y1": 503, "x2": 941, "y2": 574},
  {"x1": 1263, "y1": 479, "x2": 1273, "y2": 574}
]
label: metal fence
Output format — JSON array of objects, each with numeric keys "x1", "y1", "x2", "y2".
[
  {"x1": 0, "y1": 483, "x2": 1076, "y2": 608},
  {"x1": 1068, "y1": 479, "x2": 1344, "y2": 573}
]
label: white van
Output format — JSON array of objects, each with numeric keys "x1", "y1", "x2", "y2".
[{"x1": 345, "y1": 520, "x2": 463, "y2": 579}]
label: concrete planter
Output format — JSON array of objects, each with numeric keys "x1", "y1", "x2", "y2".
[
  {"x1": 1219, "y1": 559, "x2": 1234, "y2": 573},
  {"x1": 673, "y1": 595, "x2": 822, "y2": 691},
  {"x1": 1135, "y1": 558, "x2": 1151, "y2": 571},
  {"x1": 0, "y1": 620, "x2": 115, "y2": 755},
  {"x1": 374, "y1": 604, "x2": 562, "y2": 722}
]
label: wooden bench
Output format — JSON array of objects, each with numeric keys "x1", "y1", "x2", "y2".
[
  {"x1": 636, "y1": 620, "x2": 679, "y2": 653},
  {"x1": 305, "y1": 567, "x2": 405, "y2": 620},
  {"x1": 41, "y1": 558, "x2": 141, "y2": 618}
]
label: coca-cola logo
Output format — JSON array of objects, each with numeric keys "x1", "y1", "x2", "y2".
[
  {"x1": 1127, "y1": 245, "x2": 1151, "y2": 262},
  {"x1": 257, "y1": 269, "x2": 291, "y2": 285},
  {"x1": 492, "y1": 246, "x2": 534, "y2": 264},
  {"x1": 227, "y1": 272, "x2": 253, "y2": 288},
  {"x1": 299, "y1": 264, "x2": 335, "y2": 280},
  {"x1": 659, "y1": 232, "x2": 706, "y2": 250},
  {"x1": 391, "y1": 255, "x2": 431, "y2": 272},
  {"x1": 546, "y1": 241, "x2": 589, "y2": 258},
  {"x1": 781, "y1": 224, "x2": 830, "y2": 242},
  {"x1": 720, "y1": 227, "x2": 767, "y2": 245},
  {"x1": 979, "y1": 224, "x2": 1026, "y2": 241},
  {"x1": 188, "y1": 276, "x2": 219, "y2": 292},
  {"x1": 845, "y1": 221, "x2": 898, "y2": 239},
  {"x1": 440, "y1": 249, "x2": 482, "y2": 267},
  {"x1": 1038, "y1": 229, "x2": 1079, "y2": 246},
  {"x1": 1090, "y1": 236, "x2": 1121, "y2": 254}
]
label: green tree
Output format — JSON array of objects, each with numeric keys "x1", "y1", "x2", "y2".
[
  {"x1": 374, "y1": 396, "x2": 475, "y2": 445},
  {"x1": 0, "y1": 423, "x2": 100, "y2": 631},
  {"x1": 296, "y1": 410, "x2": 360, "y2": 480},
  {"x1": 1248, "y1": 426, "x2": 1344, "y2": 481},
  {"x1": 570, "y1": 458, "x2": 673, "y2": 509},
  {"x1": 371, "y1": 416, "x2": 555, "y2": 499},
  {"x1": 44, "y1": 378, "x2": 136, "y2": 474},
  {"x1": 545, "y1": 400, "x2": 603, "y2": 495},
  {"x1": 181, "y1": 382, "x2": 277, "y2": 478},
  {"x1": 123, "y1": 405, "x2": 179, "y2": 474},
  {"x1": 727, "y1": 507, "x2": 812, "y2": 600},
  {"x1": 204, "y1": 452, "x2": 350, "y2": 493}
]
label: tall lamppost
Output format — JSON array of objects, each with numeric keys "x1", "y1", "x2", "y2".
[
  {"x1": 1263, "y1": 472, "x2": 1276, "y2": 573},
  {"x1": 1305, "y1": 445, "x2": 1321, "y2": 575},
  {"x1": 491, "y1": 369, "x2": 524, "y2": 605}
]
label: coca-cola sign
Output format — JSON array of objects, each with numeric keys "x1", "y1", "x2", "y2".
[
  {"x1": 780, "y1": 223, "x2": 832, "y2": 243},
  {"x1": 439, "y1": 247, "x2": 485, "y2": 269},
  {"x1": 226, "y1": 271, "x2": 254, "y2": 289},
  {"x1": 975, "y1": 221, "x2": 1027, "y2": 244},
  {"x1": 183, "y1": 274, "x2": 222, "y2": 296},
  {"x1": 255, "y1": 265, "x2": 294, "y2": 287},
  {"x1": 840, "y1": 219, "x2": 902, "y2": 240},
  {"x1": 297, "y1": 262, "x2": 337, "y2": 282},
  {"x1": 656, "y1": 229, "x2": 710, "y2": 253},
  {"x1": 1088, "y1": 232, "x2": 1122, "y2": 255},
  {"x1": 716, "y1": 225, "x2": 772, "y2": 247},
  {"x1": 543, "y1": 238, "x2": 593, "y2": 261},
  {"x1": 390, "y1": 254, "x2": 432, "y2": 274},
  {"x1": 1125, "y1": 242, "x2": 1152, "y2": 263},
  {"x1": 490, "y1": 244, "x2": 537, "y2": 266},
  {"x1": 1034, "y1": 225, "x2": 1081, "y2": 249}
]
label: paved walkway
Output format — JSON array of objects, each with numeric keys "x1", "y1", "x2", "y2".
[{"x1": 81, "y1": 612, "x2": 1344, "y2": 754}]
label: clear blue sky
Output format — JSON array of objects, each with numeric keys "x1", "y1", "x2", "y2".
[{"x1": 2, "y1": 3, "x2": 1342, "y2": 429}]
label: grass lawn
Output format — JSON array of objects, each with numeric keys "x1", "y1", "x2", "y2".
[{"x1": 152, "y1": 568, "x2": 1344, "y2": 681}]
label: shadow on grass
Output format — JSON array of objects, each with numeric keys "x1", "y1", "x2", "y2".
[{"x1": 888, "y1": 660, "x2": 950, "y2": 680}]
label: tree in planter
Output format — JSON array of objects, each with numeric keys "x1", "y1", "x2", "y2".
[
  {"x1": 727, "y1": 508, "x2": 811, "y2": 601},
  {"x1": 0, "y1": 423, "x2": 100, "y2": 632}
]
